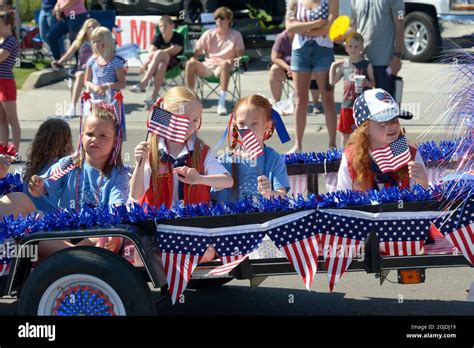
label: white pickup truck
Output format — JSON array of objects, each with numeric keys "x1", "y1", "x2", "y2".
[{"x1": 340, "y1": 0, "x2": 474, "y2": 62}]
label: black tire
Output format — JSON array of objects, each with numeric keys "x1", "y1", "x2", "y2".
[
  {"x1": 403, "y1": 11, "x2": 440, "y2": 62},
  {"x1": 188, "y1": 277, "x2": 234, "y2": 289},
  {"x1": 18, "y1": 247, "x2": 156, "y2": 316}
]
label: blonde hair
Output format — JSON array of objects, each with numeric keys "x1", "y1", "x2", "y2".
[
  {"x1": 76, "y1": 103, "x2": 123, "y2": 176},
  {"x1": 149, "y1": 87, "x2": 206, "y2": 199},
  {"x1": 214, "y1": 7, "x2": 233, "y2": 22},
  {"x1": 346, "y1": 121, "x2": 408, "y2": 192},
  {"x1": 91, "y1": 26, "x2": 115, "y2": 61},
  {"x1": 72, "y1": 18, "x2": 100, "y2": 50}
]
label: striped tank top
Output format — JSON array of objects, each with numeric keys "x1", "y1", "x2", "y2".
[{"x1": 292, "y1": 0, "x2": 333, "y2": 50}]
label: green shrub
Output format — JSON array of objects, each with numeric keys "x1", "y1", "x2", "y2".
[{"x1": 18, "y1": 0, "x2": 42, "y2": 22}]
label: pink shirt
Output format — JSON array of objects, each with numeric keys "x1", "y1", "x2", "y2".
[
  {"x1": 59, "y1": 0, "x2": 87, "y2": 17},
  {"x1": 195, "y1": 28, "x2": 245, "y2": 69}
]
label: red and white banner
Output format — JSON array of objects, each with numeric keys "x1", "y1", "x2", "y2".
[
  {"x1": 114, "y1": 16, "x2": 162, "y2": 66},
  {"x1": 115, "y1": 15, "x2": 161, "y2": 50}
]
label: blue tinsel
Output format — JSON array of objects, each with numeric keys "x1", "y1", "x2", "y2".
[
  {"x1": 1, "y1": 182, "x2": 471, "y2": 242},
  {"x1": 282, "y1": 138, "x2": 470, "y2": 165},
  {"x1": 0, "y1": 173, "x2": 23, "y2": 197}
]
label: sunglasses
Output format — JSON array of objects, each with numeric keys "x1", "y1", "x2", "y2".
[{"x1": 214, "y1": 15, "x2": 226, "y2": 21}]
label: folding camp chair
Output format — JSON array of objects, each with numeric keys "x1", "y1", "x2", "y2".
[
  {"x1": 195, "y1": 55, "x2": 250, "y2": 104},
  {"x1": 143, "y1": 25, "x2": 192, "y2": 104}
]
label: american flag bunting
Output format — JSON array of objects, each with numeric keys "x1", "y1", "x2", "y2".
[{"x1": 438, "y1": 198, "x2": 474, "y2": 264}]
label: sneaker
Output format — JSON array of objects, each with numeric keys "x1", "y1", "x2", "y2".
[
  {"x1": 217, "y1": 104, "x2": 228, "y2": 116},
  {"x1": 13, "y1": 153, "x2": 22, "y2": 164},
  {"x1": 50, "y1": 61, "x2": 64, "y2": 71},
  {"x1": 312, "y1": 105, "x2": 323, "y2": 114},
  {"x1": 144, "y1": 99, "x2": 154, "y2": 110},
  {"x1": 129, "y1": 84, "x2": 145, "y2": 93},
  {"x1": 62, "y1": 104, "x2": 79, "y2": 121}
]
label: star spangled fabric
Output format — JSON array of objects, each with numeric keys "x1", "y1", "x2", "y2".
[
  {"x1": 208, "y1": 232, "x2": 265, "y2": 276},
  {"x1": 438, "y1": 198, "x2": 474, "y2": 264},
  {"x1": 267, "y1": 212, "x2": 319, "y2": 290},
  {"x1": 148, "y1": 107, "x2": 190, "y2": 144},
  {"x1": 318, "y1": 212, "x2": 368, "y2": 291},
  {"x1": 48, "y1": 157, "x2": 76, "y2": 181},
  {"x1": 238, "y1": 127, "x2": 263, "y2": 159},
  {"x1": 157, "y1": 232, "x2": 209, "y2": 304},
  {"x1": 371, "y1": 136, "x2": 411, "y2": 173},
  {"x1": 374, "y1": 218, "x2": 430, "y2": 256}
]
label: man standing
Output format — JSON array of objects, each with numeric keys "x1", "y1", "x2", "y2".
[{"x1": 350, "y1": 0, "x2": 404, "y2": 95}]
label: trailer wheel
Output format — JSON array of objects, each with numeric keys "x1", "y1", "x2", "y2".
[
  {"x1": 17, "y1": 247, "x2": 155, "y2": 316},
  {"x1": 403, "y1": 11, "x2": 440, "y2": 62}
]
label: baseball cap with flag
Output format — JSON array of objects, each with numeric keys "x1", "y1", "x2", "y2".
[{"x1": 353, "y1": 88, "x2": 413, "y2": 128}]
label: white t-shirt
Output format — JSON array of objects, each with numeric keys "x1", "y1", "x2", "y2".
[
  {"x1": 337, "y1": 151, "x2": 427, "y2": 191},
  {"x1": 143, "y1": 136, "x2": 229, "y2": 203}
]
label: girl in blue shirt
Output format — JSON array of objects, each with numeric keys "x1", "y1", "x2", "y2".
[
  {"x1": 212, "y1": 95, "x2": 290, "y2": 202},
  {"x1": 28, "y1": 102, "x2": 129, "y2": 256}
]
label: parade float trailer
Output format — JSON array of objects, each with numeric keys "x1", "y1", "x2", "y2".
[{"x1": 0, "y1": 166, "x2": 471, "y2": 315}]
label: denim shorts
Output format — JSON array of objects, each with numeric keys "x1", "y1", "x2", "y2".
[{"x1": 291, "y1": 40, "x2": 334, "y2": 72}]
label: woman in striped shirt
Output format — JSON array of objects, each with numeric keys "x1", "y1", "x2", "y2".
[{"x1": 0, "y1": 11, "x2": 20, "y2": 156}]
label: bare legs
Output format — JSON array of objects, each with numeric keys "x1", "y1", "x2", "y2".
[{"x1": 0, "y1": 101, "x2": 21, "y2": 150}]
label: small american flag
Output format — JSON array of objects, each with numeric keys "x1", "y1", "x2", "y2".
[
  {"x1": 438, "y1": 198, "x2": 474, "y2": 264},
  {"x1": 267, "y1": 212, "x2": 319, "y2": 290},
  {"x1": 375, "y1": 218, "x2": 430, "y2": 256},
  {"x1": 148, "y1": 107, "x2": 190, "y2": 144},
  {"x1": 371, "y1": 136, "x2": 411, "y2": 173},
  {"x1": 48, "y1": 157, "x2": 76, "y2": 181},
  {"x1": 157, "y1": 232, "x2": 209, "y2": 304},
  {"x1": 318, "y1": 213, "x2": 367, "y2": 291},
  {"x1": 238, "y1": 127, "x2": 264, "y2": 159}
]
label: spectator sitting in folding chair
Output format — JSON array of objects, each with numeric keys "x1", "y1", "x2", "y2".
[
  {"x1": 129, "y1": 16, "x2": 184, "y2": 105},
  {"x1": 185, "y1": 7, "x2": 245, "y2": 115},
  {"x1": 270, "y1": 29, "x2": 322, "y2": 115}
]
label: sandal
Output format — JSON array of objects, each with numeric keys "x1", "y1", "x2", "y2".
[
  {"x1": 286, "y1": 146, "x2": 302, "y2": 154},
  {"x1": 129, "y1": 84, "x2": 145, "y2": 93}
]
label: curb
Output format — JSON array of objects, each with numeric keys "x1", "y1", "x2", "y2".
[{"x1": 22, "y1": 68, "x2": 68, "y2": 90}]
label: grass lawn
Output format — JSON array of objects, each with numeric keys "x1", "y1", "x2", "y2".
[{"x1": 13, "y1": 61, "x2": 48, "y2": 89}]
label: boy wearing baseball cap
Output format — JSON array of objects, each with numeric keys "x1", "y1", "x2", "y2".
[{"x1": 337, "y1": 88, "x2": 428, "y2": 192}]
